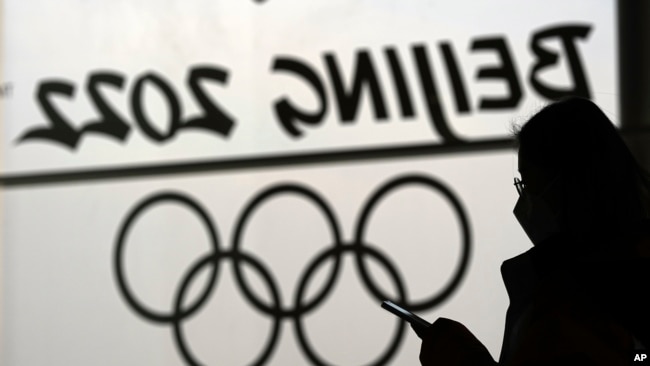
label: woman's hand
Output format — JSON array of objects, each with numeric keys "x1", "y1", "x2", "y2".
[{"x1": 417, "y1": 318, "x2": 496, "y2": 366}]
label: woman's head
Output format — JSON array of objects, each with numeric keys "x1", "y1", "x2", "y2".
[{"x1": 515, "y1": 97, "x2": 649, "y2": 246}]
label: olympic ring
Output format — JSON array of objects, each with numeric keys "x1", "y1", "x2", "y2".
[
  {"x1": 172, "y1": 252, "x2": 282, "y2": 366},
  {"x1": 232, "y1": 184, "x2": 343, "y2": 318},
  {"x1": 354, "y1": 175, "x2": 472, "y2": 312},
  {"x1": 113, "y1": 173, "x2": 472, "y2": 365},
  {"x1": 114, "y1": 192, "x2": 222, "y2": 323},
  {"x1": 294, "y1": 244, "x2": 407, "y2": 366}
]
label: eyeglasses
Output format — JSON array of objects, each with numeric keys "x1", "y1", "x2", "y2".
[{"x1": 514, "y1": 177, "x2": 525, "y2": 195}]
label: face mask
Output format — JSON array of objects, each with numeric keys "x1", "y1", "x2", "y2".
[{"x1": 513, "y1": 181, "x2": 561, "y2": 245}]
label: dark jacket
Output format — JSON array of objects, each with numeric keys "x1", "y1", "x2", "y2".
[{"x1": 498, "y1": 233, "x2": 650, "y2": 365}]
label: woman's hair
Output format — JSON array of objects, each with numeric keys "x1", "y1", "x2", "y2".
[{"x1": 515, "y1": 97, "x2": 650, "y2": 245}]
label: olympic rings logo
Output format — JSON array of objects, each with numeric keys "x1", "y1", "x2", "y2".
[{"x1": 113, "y1": 174, "x2": 472, "y2": 365}]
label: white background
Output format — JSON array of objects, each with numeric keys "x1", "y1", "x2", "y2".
[{"x1": 1, "y1": 1, "x2": 616, "y2": 365}]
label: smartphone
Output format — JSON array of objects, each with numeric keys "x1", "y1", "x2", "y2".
[{"x1": 381, "y1": 300, "x2": 431, "y2": 338}]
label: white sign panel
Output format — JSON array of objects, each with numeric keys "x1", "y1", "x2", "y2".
[{"x1": 1, "y1": 0, "x2": 616, "y2": 365}]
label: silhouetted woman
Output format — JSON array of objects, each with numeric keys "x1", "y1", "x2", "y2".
[{"x1": 418, "y1": 97, "x2": 650, "y2": 365}]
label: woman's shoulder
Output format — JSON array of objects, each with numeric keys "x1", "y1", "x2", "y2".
[{"x1": 633, "y1": 221, "x2": 650, "y2": 258}]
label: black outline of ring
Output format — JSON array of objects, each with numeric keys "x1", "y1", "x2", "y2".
[
  {"x1": 354, "y1": 174, "x2": 472, "y2": 311},
  {"x1": 114, "y1": 192, "x2": 221, "y2": 322},
  {"x1": 293, "y1": 244, "x2": 407, "y2": 366},
  {"x1": 172, "y1": 252, "x2": 282, "y2": 366},
  {"x1": 231, "y1": 184, "x2": 343, "y2": 317}
]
